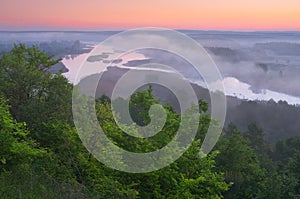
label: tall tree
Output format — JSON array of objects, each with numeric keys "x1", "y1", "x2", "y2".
[{"x1": 0, "y1": 44, "x2": 72, "y2": 128}]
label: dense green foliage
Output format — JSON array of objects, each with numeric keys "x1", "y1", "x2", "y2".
[{"x1": 0, "y1": 44, "x2": 300, "y2": 198}]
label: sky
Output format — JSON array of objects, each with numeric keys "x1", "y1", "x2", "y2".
[{"x1": 1, "y1": 0, "x2": 300, "y2": 31}]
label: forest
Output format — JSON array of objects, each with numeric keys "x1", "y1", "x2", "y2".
[{"x1": 1, "y1": 44, "x2": 300, "y2": 198}]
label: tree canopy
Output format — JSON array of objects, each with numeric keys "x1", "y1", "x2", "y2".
[{"x1": 0, "y1": 44, "x2": 299, "y2": 198}]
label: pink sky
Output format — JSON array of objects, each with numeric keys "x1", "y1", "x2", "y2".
[{"x1": 1, "y1": 0, "x2": 300, "y2": 30}]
